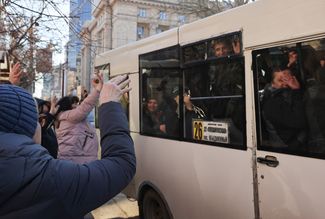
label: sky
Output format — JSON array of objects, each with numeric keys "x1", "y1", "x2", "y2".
[
  {"x1": 21, "y1": 0, "x2": 70, "y2": 97},
  {"x1": 14, "y1": 0, "x2": 70, "y2": 65}
]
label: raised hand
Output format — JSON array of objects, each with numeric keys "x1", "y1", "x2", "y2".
[
  {"x1": 50, "y1": 95, "x2": 59, "y2": 115},
  {"x1": 232, "y1": 39, "x2": 241, "y2": 54},
  {"x1": 9, "y1": 63, "x2": 22, "y2": 85},
  {"x1": 283, "y1": 73, "x2": 300, "y2": 90},
  {"x1": 99, "y1": 74, "x2": 131, "y2": 105},
  {"x1": 92, "y1": 72, "x2": 104, "y2": 92}
]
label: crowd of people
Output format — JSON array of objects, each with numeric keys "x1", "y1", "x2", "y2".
[{"x1": 0, "y1": 63, "x2": 135, "y2": 218}]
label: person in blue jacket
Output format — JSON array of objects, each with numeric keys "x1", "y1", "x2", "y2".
[{"x1": 0, "y1": 74, "x2": 136, "y2": 219}]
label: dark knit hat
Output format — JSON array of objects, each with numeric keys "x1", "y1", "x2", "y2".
[{"x1": 0, "y1": 84, "x2": 38, "y2": 138}]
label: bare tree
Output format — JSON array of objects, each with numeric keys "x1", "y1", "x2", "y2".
[
  {"x1": 178, "y1": 0, "x2": 255, "y2": 18},
  {"x1": 0, "y1": 0, "x2": 67, "y2": 90}
]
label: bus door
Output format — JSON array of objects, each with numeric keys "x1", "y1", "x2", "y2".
[{"x1": 253, "y1": 38, "x2": 325, "y2": 219}]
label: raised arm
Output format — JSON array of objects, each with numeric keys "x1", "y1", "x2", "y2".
[
  {"x1": 9, "y1": 63, "x2": 22, "y2": 86},
  {"x1": 53, "y1": 75, "x2": 135, "y2": 217},
  {"x1": 59, "y1": 73, "x2": 103, "y2": 123}
]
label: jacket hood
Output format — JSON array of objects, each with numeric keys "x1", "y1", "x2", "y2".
[{"x1": 0, "y1": 132, "x2": 52, "y2": 207}]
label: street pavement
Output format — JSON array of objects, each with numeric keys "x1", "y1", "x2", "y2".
[{"x1": 90, "y1": 193, "x2": 139, "y2": 219}]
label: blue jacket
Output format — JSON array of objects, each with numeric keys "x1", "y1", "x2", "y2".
[{"x1": 0, "y1": 102, "x2": 136, "y2": 219}]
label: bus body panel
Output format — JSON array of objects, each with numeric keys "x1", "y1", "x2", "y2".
[
  {"x1": 129, "y1": 73, "x2": 140, "y2": 133},
  {"x1": 179, "y1": 0, "x2": 325, "y2": 48},
  {"x1": 132, "y1": 134, "x2": 255, "y2": 219},
  {"x1": 257, "y1": 151, "x2": 325, "y2": 219}
]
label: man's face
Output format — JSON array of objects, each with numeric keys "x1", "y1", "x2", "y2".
[
  {"x1": 147, "y1": 99, "x2": 158, "y2": 112},
  {"x1": 320, "y1": 59, "x2": 325, "y2": 67},
  {"x1": 272, "y1": 70, "x2": 293, "y2": 89},
  {"x1": 214, "y1": 42, "x2": 231, "y2": 57},
  {"x1": 272, "y1": 71, "x2": 287, "y2": 89}
]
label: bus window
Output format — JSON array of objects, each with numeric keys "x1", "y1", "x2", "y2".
[
  {"x1": 182, "y1": 32, "x2": 245, "y2": 149},
  {"x1": 182, "y1": 42, "x2": 206, "y2": 64},
  {"x1": 140, "y1": 46, "x2": 181, "y2": 138},
  {"x1": 253, "y1": 38, "x2": 325, "y2": 158}
]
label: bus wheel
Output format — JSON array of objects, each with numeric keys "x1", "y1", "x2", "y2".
[{"x1": 140, "y1": 189, "x2": 171, "y2": 219}]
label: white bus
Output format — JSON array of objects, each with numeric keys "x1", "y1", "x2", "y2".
[{"x1": 95, "y1": 0, "x2": 325, "y2": 218}]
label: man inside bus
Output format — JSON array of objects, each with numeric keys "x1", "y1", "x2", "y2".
[
  {"x1": 262, "y1": 67, "x2": 307, "y2": 149},
  {"x1": 212, "y1": 37, "x2": 241, "y2": 57}
]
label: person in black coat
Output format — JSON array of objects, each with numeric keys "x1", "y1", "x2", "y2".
[
  {"x1": 262, "y1": 67, "x2": 307, "y2": 149},
  {"x1": 36, "y1": 97, "x2": 59, "y2": 158},
  {"x1": 0, "y1": 74, "x2": 135, "y2": 219}
]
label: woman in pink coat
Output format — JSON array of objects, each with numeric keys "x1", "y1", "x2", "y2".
[{"x1": 55, "y1": 75, "x2": 103, "y2": 164}]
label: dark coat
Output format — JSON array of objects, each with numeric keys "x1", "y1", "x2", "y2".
[
  {"x1": 40, "y1": 112, "x2": 58, "y2": 158},
  {"x1": 0, "y1": 102, "x2": 136, "y2": 219},
  {"x1": 36, "y1": 98, "x2": 59, "y2": 158},
  {"x1": 262, "y1": 86, "x2": 307, "y2": 148}
]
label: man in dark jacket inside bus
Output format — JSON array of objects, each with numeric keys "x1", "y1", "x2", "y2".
[
  {"x1": 262, "y1": 67, "x2": 307, "y2": 149},
  {"x1": 0, "y1": 74, "x2": 135, "y2": 219}
]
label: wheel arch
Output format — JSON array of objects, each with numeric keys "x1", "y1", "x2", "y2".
[{"x1": 137, "y1": 181, "x2": 174, "y2": 219}]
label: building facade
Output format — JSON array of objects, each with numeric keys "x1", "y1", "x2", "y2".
[{"x1": 79, "y1": 0, "x2": 199, "y2": 91}]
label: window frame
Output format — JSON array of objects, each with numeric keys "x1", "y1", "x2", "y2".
[
  {"x1": 159, "y1": 11, "x2": 167, "y2": 20},
  {"x1": 252, "y1": 38, "x2": 325, "y2": 160},
  {"x1": 94, "y1": 64, "x2": 111, "y2": 128},
  {"x1": 138, "y1": 32, "x2": 247, "y2": 150},
  {"x1": 181, "y1": 38, "x2": 246, "y2": 150},
  {"x1": 138, "y1": 8, "x2": 147, "y2": 18},
  {"x1": 139, "y1": 45, "x2": 182, "y2": 140}
]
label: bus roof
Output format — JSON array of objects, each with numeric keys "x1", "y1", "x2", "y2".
[{"x1": 95, "y1": 0, "x2": 325, "y2": 75}]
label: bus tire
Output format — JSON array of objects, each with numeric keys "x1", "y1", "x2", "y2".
[{"x1": 140, "y1": 189, "x2": 171, "y2": 219}]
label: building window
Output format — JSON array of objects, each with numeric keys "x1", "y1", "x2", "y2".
[
  {"x1": 156, "y1": 25, "x2": 169, "y2": 34},
  {"x1": 178, "y1": 15, "x2": 186, "y2": 25},
  {"x1": 137, "y1": 26, "x2": 145, "y2": 39},
  {"x1": 97, "y1": 30, "x2": 104, "y2": 54},
  {"x1": 159, "y1": 11, "x2": 167, "y2": 20},
  {"x1": 138, "y1": 8, "x2": 147, "y2": 17},
  {"x1": 137, "y1": 23, "x2": 149, "y2": 40}
]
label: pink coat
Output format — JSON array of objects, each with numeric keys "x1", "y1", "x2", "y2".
[{"x1": 56, "y1": 90, "x2": 99, "y2": 164}]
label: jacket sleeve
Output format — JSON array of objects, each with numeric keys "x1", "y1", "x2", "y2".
[
  {"x1": 52, "y1": 101, "x2": 136, "y2": 218},
  {"x1": 59, "y1": 89, "x2": 99, "y2": 123}
]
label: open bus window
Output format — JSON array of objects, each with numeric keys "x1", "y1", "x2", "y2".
[
  {"x1": 182, "y1": 45, "x2": 245, "y2": 148},
  {"x1": 140, "y1": 46, "x2": 181, "y2": 139},
  {"x1": 208, "y1": 32, "x2": 242, "y2": 58},
  {"x1": 253, "y1": 38, "x2": 325, "y2": 158}
]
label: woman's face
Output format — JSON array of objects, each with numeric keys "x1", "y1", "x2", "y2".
[
  {"x1": 147, "y1": 99, "x2": 158, "y2": 112},
  {"x1": 72, "y1": 102, "x2": 78, "y2": 109},
  {"x1": 42, "y1": 104, "x2": 50, "y2": 113}
]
